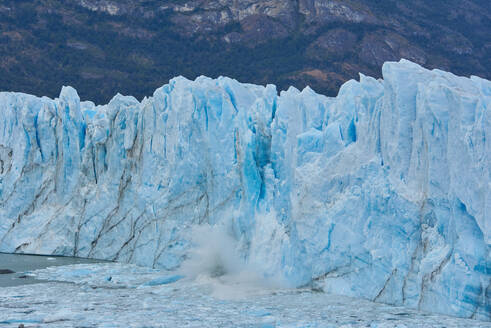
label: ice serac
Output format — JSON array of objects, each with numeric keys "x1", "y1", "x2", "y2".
[{"x1": 0, "y1": 60, "x2": 489, "y2": 320}]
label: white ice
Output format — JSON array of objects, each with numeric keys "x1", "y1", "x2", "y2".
[
  {"x1": 1, "y1": 262, "x2": 490, "y2": 327},
  {"x1": 0, "y1": 59, "x2": 489, "y2": 320}
]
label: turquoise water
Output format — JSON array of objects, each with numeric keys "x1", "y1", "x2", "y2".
[
  {"x1": 0, "y1": 253, "x2": 104, "y2": 287},
  {"x1": 1, "y1": 262, "x2": 489, "y2": 327}
]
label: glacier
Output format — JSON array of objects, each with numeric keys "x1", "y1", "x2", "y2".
[{"x1": 0, "y1": 59, "x2": 489, "y2": 320}]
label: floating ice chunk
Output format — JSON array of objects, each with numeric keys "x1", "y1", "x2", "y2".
[{"x1": 142, "y1": 275, "x2": 184, "y2": 286}]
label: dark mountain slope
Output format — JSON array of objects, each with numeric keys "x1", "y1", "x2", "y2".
[{"x1": 0, "y1": 0, "x2": 489, "y2": 103}]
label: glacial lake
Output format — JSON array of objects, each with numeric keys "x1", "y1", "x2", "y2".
[
  {"x1": 0, "y1": 255, "x2": 489, "y2": 327},
  {"x1": 0, "y1": 253, "x2": 104, "y2": 287}
]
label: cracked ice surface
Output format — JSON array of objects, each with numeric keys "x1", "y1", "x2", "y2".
[
  {"x1": 0, "y1": 263, "x2": 490, "y2": 328},
  {"x1": 0, "y1": 60, "x2": 490, "y2": 319}
]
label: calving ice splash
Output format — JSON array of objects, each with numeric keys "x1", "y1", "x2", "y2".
[
  {"x1": 178, "y1": 224, "x2": 288, "y2": 300},
  {"x1": 0, "y1": 60, "x2": 489, "y2": 320}
]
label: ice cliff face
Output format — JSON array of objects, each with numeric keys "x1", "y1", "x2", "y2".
[{"x1": 0, "y1": 60, "x2": 489, "y2": 320}]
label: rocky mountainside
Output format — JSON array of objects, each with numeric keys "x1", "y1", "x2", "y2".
[{"x1": 0, "y1": 0, "x2": 490, "y2": 103}]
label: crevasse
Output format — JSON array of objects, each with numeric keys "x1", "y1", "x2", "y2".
[{"x1": 0, "y1": 60, "x2": 489, "y2": 320}]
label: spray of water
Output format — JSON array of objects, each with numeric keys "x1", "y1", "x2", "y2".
[
  {"x1": 179, "y1": 224, "x2": 244, "y2": 279},
  {"x1": 178, "y1": 223, "x2": 287, "y2": 299}
]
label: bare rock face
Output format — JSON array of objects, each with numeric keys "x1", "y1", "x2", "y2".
[
  {"x1": 169, "y1": 0, "x2": 298, "y2": 25},
  {"x1": 77, "y1": 0, "x2": 125, "y2": 16},
  {"x1": 161, "y1": 0, "x2": 298, "y2": 36},
  {"x1": 438, "y1": 30, "x2": 474, "y2": 55},
  {"x1": 226, "y1": 14, "x2": 290, "y2": 45},
  {"x1": 306, "y1": 29, "x2": 358, "y2": 60},
  {"x1": 360, "y1": 31, "x2": 427, "y2": 67},
  {"x1": 299, "y1": 0, "x2": 379, "y2": 24},
  {"x1": 164, "y1": 0, "x2": 379, "y2": 37},
  {"x1": 170, "y1": 10, "x2": 233, "y2": 35}
]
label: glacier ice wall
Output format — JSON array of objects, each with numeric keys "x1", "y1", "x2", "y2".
[{"x1": 0, "y1": 60, "x2": 489, "y2": 319}]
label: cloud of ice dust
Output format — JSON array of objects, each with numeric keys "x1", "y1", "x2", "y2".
[
  {"x1": 178, "y1": 223, "x2": 287, "y2": 299},
  {"x1": 179, "y1": 224, "x2": 244, "y2": 279}
]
